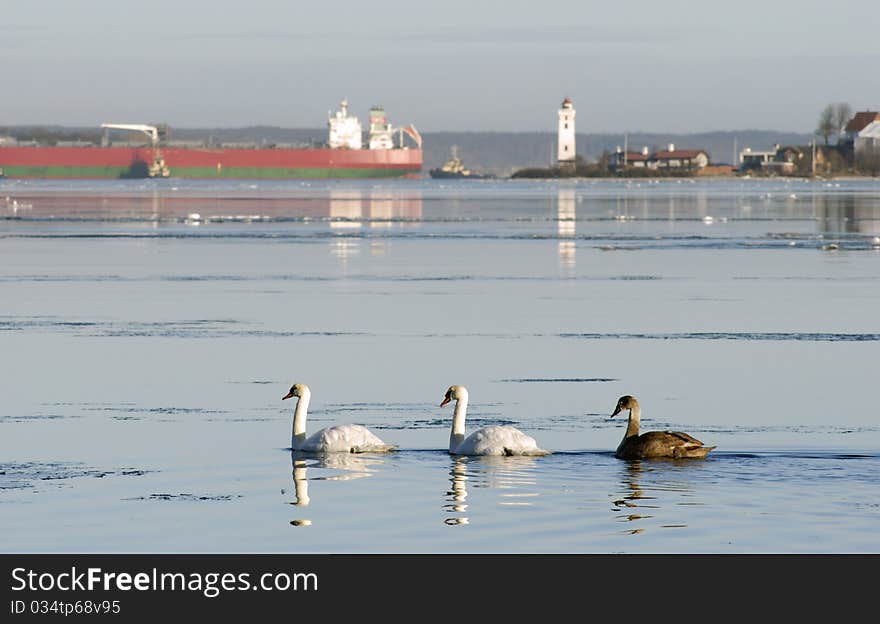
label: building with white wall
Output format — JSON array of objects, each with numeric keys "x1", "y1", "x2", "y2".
[
  {"x1": 854, "y1": 121, "x2": 880, "y2": 154},
  {"x1": 328, "y1": 100, "x2": 363, "y2": 150},
  {"x1": 557, "y1": 98, "x2": 576, "y2": 164}
]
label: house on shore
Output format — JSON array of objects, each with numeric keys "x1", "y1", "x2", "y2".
[
  {"x1": 853, "y1": 121, "x2": 880, "y2": 155},
  {"x1": 740, "y1": 144, "x2": 803, "y2": 174},
  {"x1": 652, "y1": 144, "x2": 710, "y2": 169},
  {"x1": 609, "y1": 146, "x2": 651, "y2": 169},
  {"x1": 841, "y1": 111, "x2": 880, "y2": 161},
  {"x1": 739, "y1": 147, "x2": 777, "y2": 170},
  {"x1": 843, "y1": 111, "x2": 880, "y2": 144},
  {"x1": 609, "y1": 143, "x2": 710, "y2": 172}
]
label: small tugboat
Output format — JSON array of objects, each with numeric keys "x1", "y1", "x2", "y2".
[{"x1": 429, "y1": 146, "x2": 494, "y2": 179}]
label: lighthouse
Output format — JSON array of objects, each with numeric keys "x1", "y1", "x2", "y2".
[{"x1": 557, "y1": 98, "x2": 576, "y2": 167}]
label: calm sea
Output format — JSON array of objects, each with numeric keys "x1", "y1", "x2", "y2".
[{"x1": 1, "y1": 176, "x2": 878, "y2": 553}]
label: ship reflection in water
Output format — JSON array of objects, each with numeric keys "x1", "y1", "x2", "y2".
[
  {"x1": 557, "y1": 187, "x2": 576, "y2": 271},
  {"x1": 286, "y1": 450, "x2": 386, "y2": 527},
  {"x1": 327, "y1": 189, "x2": 422, "y2": 261},
  {"x1": 1, "y1": 186, "x2": 424, "y2": 262},
  {"x1": 1, "y1": 187, "x2": 423, "y2": 225},
  {"x1": 443, "y1": 456, "x2": 541, "y2": 526},
  {"x1": 329, "y1": 188, "x2": 362, "y2": 264}
]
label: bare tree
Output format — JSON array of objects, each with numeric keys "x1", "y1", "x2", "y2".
[
  {"x1": 816, "y1": 104, "x2": 835, "y2": 145},
  {"x1": 833, "y1": 102, "x2": 852, "y2": 142}
]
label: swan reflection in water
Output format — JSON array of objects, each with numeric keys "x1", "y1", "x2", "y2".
[
  {"x1": 443, "y1": 455, "x2": 541, "y2": 526},
  {"x1": 611, "y1": 460, "x2": 702, "y2": 535},
  {"x1": 444, "y1": 457, "x2": 469, "y2": 525},
  {"x1": 611, "y1": 461, "x2": 655, "y2": 535},
  {"x1": 286, "y1": 450, "x2": 387, "y2": 527}
]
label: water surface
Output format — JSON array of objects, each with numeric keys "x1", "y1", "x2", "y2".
[{"x1": 2, "y1": 177, "x2": 879, "y2": 553}]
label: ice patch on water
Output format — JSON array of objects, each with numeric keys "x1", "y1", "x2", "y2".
[
  {"x1": 560, "y1": 331, "x2": 880, "y2": 342},
  {"x1": 126, "y1": 493, "x2": 241, "y2": 502},
  {"x1": 497, "y1": 377, "x2": 618, "y2": 383},
  {"x1": 1, "y1": 413, "x2": 79, "y2": 421},
  {"x1": 0, "y1": 462, "x2": 153, "y2": 491},
  {"x1": 0, "y1": 316, "x2": 370, "y2": 339}
]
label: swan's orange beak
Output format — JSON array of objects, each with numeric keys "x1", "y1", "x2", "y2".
[
  {"x1": 440, "y1": 396, "x2": 451, "y2": 407},
  {"x1": 282, "y1": 390, "x2": 295, "y2": 401}
]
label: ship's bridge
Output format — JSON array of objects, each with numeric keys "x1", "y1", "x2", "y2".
[{"x1": 328, "y1": 100, "x2": 363, "y2": 150}]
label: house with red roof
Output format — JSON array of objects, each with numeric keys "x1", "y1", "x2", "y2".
[
  {"x1": 610, "y1": 143, "x2": 710, "y2": 172},
  {"x1": 855, "y1": 121, "x2": 880, "y2": 154},
  {"x1": 651, "y1": 144, "x2": 710, "y2": 169},
  {"x1": 609, "y1": 146, "x2": 651, "y2": 169},
  {"x1": 844, "y1": 111, "x2": 880, "y2": 142}
]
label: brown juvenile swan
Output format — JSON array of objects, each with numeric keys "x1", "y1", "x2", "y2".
[{"x1": 610, "y1": 395, "x2": 716, "y2": 460}]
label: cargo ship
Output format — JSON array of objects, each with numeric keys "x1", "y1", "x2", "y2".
[{"x1": 0, "y1": 100, "x2": 422, "y2": 179}]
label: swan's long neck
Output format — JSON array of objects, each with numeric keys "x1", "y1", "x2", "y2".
[
  {"x1": 449, "y1": 390, "x2": 469, "y2": 452},
  {"x1": 625, "y1": 404, "x2": 641, "y2": 439},
  {"x1": 292, "y1": 389, "x2": 311, "y2": 448}
]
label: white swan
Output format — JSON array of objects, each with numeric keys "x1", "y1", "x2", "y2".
[
  {"x1": 282, "y1": 383, "x2": 398, "y2": 453},
  {"x1": 440, "y1": 385, "x2": 550, "y2": 456}
]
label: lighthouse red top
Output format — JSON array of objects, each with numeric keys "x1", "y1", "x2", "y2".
[{"x1": 561, "y1": 97, "x2": 573, "y2": 108}]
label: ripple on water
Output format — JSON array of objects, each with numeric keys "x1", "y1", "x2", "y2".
[{"x1": 0, "y1": 462, "x2": 153, "y2": 491}]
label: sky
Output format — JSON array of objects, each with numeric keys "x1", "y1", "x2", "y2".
[{"x1": 2, "y1": 0, "x2": 878, "y2": 133}]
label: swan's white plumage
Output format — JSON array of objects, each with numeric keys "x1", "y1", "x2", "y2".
[
  {"x1": 283, "y1": 383, "x2": 397, "y2": 454},
  {"x1": 441, "y1": 385, "x2": 550, "y2": 457},
  {"x1": 298, "y1": 424, "x2": 395, "y2": 454},
  {"x1": 454, "y1": 424, "x2": 549, "y2": 456}
]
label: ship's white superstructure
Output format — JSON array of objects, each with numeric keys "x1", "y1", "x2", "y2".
[
  {"x1": 368, "y1": 106, "x2": 394, "y2": 150},
  {"x1": 328, "y1": 100, "x2": 363, "y2": 149},
  {"x1": 327, "y1": 100, "x2": 419, "y2": 151},
  {"x1": 557, "y1": 97, "x2": 576, "y2": 163}
]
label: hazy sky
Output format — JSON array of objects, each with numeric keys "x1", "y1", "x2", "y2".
[{"x1": 3, "y1": 0, "x2": 878, "y2": 133}]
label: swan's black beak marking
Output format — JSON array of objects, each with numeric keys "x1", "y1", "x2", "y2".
[
  {"x1": 440, "y1": 394, "x2": 451, "y2": 407},
  {"x1": 282, "y1": 390, "x2": 295, "y2": 401},
  {"x1": 610, "y1": 405, "x2": 622, "y2": 418}
]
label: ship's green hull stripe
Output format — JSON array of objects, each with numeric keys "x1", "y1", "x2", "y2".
[
  {"x1": 1, "y1": 165, "x2": 418, "y2": 179},
  {"x1": 167, "y1": 167, "x2": 414, "y2": 178},
  {"x1": 2, "y1": 166, "x2": 133, "y2": 178}
]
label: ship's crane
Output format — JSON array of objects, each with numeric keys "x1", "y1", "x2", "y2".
[
  {"x1": 398, "y1": 125, "x2": 422, "y2": 149},
  {"x1": 100, "y1": 123, "x2": 169, "y2": 178},
  {"x1": 101, "y1": 123, "x2": 160, "y2": 146}
]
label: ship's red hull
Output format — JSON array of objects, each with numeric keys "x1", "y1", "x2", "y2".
[{"x1": 0, "y1": 145, "x2": 423, "y2": 179}]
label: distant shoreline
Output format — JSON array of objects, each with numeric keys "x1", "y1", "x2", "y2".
[{"x1": 494, "y1": 175, "x2": 878, "y2": 181}]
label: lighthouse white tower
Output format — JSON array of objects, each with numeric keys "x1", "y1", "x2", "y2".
[{"x1": 557, "y1": 97, "x2": 576, "y2": 165}]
